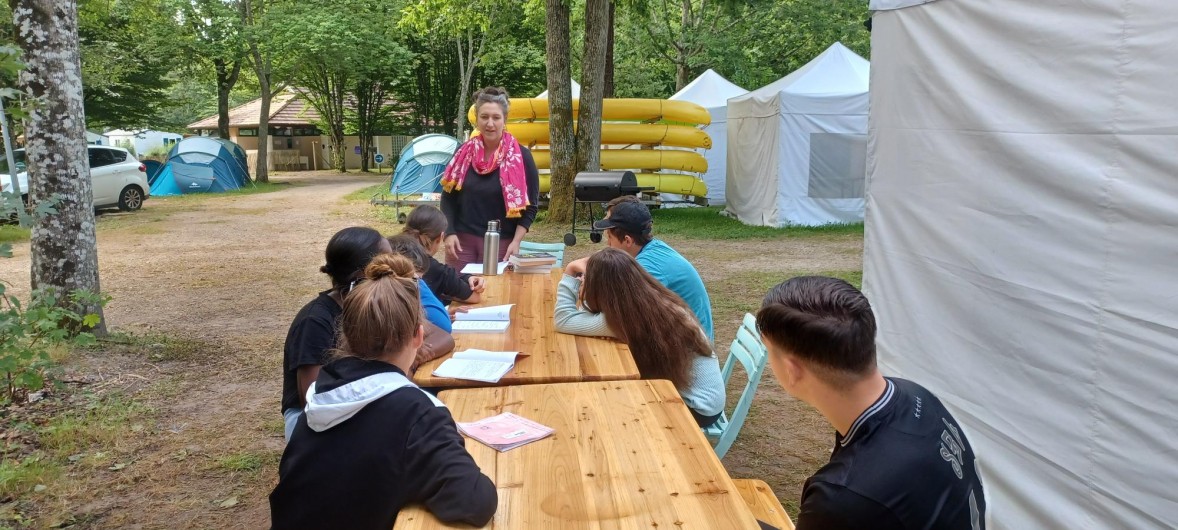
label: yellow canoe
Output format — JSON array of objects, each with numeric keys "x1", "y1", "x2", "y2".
[
  {"x1": 538, "y1": 172, "x2": 708, "y2": 198},
  {"x1": 531, "y1": 149, "x2": 708, "y2": 174},
  {"x1": 468, "y1": 98, "x2": 711, "y2": 125},
  {"x1": 500, "y1": 122, "x2": 711, "y2": 149}
]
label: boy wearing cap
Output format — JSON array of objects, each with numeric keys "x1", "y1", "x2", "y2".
[
  {"x1": 757, "y1": 276, "x2": 986, "y2": 530},
  {"x1": 567, "y1": 196, "x2": 714, "y2": 343}
]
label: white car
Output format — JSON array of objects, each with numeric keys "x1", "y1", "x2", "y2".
[{"x1": 1, "y1": 145, "x2": 150, "y2": 211}]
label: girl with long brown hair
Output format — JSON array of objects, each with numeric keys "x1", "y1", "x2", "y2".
[
  {"x1": 271, "y1": 253, "x2": 496, "y2": 530},
  {"x1": 554, "y1": 248, "x2": 725, "y2": 427}
]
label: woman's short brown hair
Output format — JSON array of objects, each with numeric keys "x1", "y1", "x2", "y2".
[{"x1": 335, "y1": 253, "x2": 422, "y2": 360}]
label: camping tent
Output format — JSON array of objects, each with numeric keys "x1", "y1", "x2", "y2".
[
  {"x1": 150, "y1": 137, "x2": 250, "y2": 196},
  {"x1": 389, "y1": 134, "x2": 459, "y2": 195},
  {"x1": 669, "y1": 69, "x2": 747, "y2": 205},
  {"x1": 864, "y1": 0, "x2": 1178, "y2": 528},
  {"x1": 536, "y1": 79, "x2": 581, "y2": 99},
  {"x1": 726, "y1": 42, "x2": 869, "y2": 226}
]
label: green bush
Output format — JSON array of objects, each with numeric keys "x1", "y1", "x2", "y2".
[{"x1": 1, "y1": 191, "x2": 108, "y2": 403}]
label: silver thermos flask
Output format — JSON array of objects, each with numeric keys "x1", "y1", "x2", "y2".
[{"x1": 482, "y1": 220, "x2": 500, "y2": 276}]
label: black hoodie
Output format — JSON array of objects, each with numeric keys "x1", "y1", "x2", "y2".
[{"x1": 270, "y1": 357, "x2": 496, "y2": 529}]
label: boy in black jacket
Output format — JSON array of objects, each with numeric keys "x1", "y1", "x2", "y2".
[{"x1": 270, "y1": 254, "x2": 495, "y2": 529}]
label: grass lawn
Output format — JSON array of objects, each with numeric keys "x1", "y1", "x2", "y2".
[{"x1": 0, "y1": 224, "x2": 30, "y2": 243}]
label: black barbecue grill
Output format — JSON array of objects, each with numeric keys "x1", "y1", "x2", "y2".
[{"x1": 564, "y1": 171, "x2": 654, "y2": 246}]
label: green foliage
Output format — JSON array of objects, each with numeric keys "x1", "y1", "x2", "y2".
[
  {"x1": 0, "y1": 192, "x2": 108, "y2": 404},
  {"x1": 0, "y1": 455, "x2": 61, "y2": 500},
  {"x1": 0, "y1": 286, "x2": 108, "y2": 403}
]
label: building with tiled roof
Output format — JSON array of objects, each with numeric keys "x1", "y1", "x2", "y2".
[{"x1": 187, "y1": 91, "x2": 325, "y2": 171}]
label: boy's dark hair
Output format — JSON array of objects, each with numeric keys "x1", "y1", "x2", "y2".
[{"x1": 757, "y1": 276, "x2": 877, "y2": 386}]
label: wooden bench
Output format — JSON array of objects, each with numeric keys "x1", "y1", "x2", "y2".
[{"x1": 733, "y1": 479, "x2": 796, "y2": 530}]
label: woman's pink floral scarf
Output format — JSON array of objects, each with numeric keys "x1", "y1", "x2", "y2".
[{"x1": 441, "y1": 132, "x2": 529, "y2": 218}]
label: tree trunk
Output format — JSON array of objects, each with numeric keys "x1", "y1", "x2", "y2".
[
  {"x1": 604, "y1": 0, "x2": 615, "y2": 98},
  {"x1": 454, "y1": 30, "x2": 480, "y2": 137},
  {"x1": 244, "y1": 0, "x2": 270, "y2": 182},
  {"x1": 255, "y1": 79, "x2": 271, "y2": 180},
  {"x1": 12, "y1": 0, "x2": 105, "y2": 333},
  {"x1": 214, "y1": 58, "x2": 242, "y2": 139},
  {"x1": 544, "y1": 0, "x2": 575, "y2": 224},
  {"x1": 576, "y1": 0, "x2": 609, "y2": 175},
  {"x1": 675, "y1": 0, "x2": 693, "y2": 91}
]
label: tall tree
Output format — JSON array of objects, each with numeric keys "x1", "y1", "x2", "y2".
[
  {"x1": 181, "y1": 0, "x2": 246, "y2": 139},
  {"x1": 11, "y1": 0, "x2": 105, "y2": 332},
  {"x1": 241, "y1": 0, "x2": 280, "y2": 182},
  {"x1": 575, "y1": 0, "x2": 608, "y2": 174},
  {"x1": 544, "y1": 0, "x2": 575, "y2": 223},
  {"x1": 400, "y1": 0, "x2": 514, "y2": 135}
]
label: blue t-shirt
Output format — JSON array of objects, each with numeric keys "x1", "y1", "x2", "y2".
[
  {"x1": 419, "y1": 279, "x2": 452, "y2": 333},
  {"x1": 635, "y1": 239, "x2": 714, "y2": 343}
]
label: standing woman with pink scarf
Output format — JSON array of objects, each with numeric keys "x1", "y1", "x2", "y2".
[{"x1": 440, "y1": 86, "x2": 540, "y2": 268}]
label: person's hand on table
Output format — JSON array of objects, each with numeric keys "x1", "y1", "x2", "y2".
[
  {"x1": 444, "y1": 234, "x2": 462, "y2": 260},
  {"x1": 449, "y1": 305, "x2": 472, "y2": 322},
  {"x1": 565, "y1": 257, "x2": 589, "y2": 279},
  {"x1": 503, "y1": 239, "x2": 522, "y2": 260},
  {"x1": 468, "y1": 275, "x2": 486, "y2": 293}
]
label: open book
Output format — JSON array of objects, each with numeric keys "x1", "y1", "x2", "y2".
[
  {"x1": 452, "y1": 304, "x2": 514, "y2": 333},
  {"x1": 460, "y1": 262, "x2": 509, "y2": 275},
  {"x1": 458, "y1": 412, "x2": 554, "y2": 452},
  {"x1": 431, "y1": 349, "x2": 527, "y2": 383}
]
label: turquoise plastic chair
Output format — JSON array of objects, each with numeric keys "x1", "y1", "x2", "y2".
[
  {"x1": 518, "y1": 240, "x2": 565, "y2": 267},
  {"x1": 704, "y1": 313, "x2": 769, "y2": 459}
]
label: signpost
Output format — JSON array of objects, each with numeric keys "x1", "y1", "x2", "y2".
[{"x1": 374, "y1": 153, "x2": 385, "y2": 174}]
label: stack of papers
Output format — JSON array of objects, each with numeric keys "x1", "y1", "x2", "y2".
[
  {"x1": 458, "y1": 412, "x2": 555, "y2": 452},
  {"x1": 460, "y1": 262, "x2": 509, "y2": 275},
  {"x1": 509, "y1": 252, "x2": 558, "y2": 274},
  {"x1": 431, "y1": 349, "x2": 526, "y2": 383},
  {"x1": 451, "y1": 304, "x2": 513, "y2": 333}
]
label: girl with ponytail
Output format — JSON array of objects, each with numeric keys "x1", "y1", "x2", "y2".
[
  {"x1": 271, "y1": 254, "x2": 497, "y2": 530},
  {"x1": 281, "y1": 227, "x2": 390, "y2": 442}
]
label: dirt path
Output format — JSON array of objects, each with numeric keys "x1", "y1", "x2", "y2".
[{"x1": 1, "y1": 172, "x2": 384, "y2": 528}]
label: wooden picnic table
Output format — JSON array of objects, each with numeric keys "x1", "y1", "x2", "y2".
[
  {"x1": 412, "y1": 270, "x2": 640, "y2": 388},
  {"x1": 395, "y1": 380, "x2": 762, "y2": 529}
]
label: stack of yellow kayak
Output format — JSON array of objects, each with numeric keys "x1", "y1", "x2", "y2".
[{"x1": 468, "y1": 98, "x2": 711, "y2": 199}]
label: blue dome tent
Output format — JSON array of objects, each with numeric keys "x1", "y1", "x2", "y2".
[
  {"x1": 150, "y1": 137, "x2": 251, "y2": 196},
  {"x1": 389, "y1": 134, "x2": 459, "y2": 195}
]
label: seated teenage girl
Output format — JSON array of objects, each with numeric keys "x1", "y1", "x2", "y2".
[
  {"x1": 386, "y1": 234, "x2": 453, "y2": 333},
  {"x1": 402, "y1": 205, "x2": 485, "y2": 305},
  {"x1": 270, "y1": 254, "x2": 497, "y2": 529},
  {"x1": 554, "y1": 248, "x2": 726, "y2": 427},
  {"x1": 281, "y1": 227, "x2": 389, "y2": 442}
]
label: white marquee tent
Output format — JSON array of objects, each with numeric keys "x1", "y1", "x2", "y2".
[
  {"x1": 536, "y1": 79, "x2": 580, "y2": 99},
  {"x1": 669, "y1": 69, "x2": 746, "y2": 205},
  {"x1": 865, "y1": 0, "x2": 1178, "y2": 528},
  {"x1": 726, "y1": 42, "x2": 869, "y2": 226}
]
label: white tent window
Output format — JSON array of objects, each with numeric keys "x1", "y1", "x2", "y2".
[{"x1": 808, "y1": 133, "x2": 866, "y2": 199}]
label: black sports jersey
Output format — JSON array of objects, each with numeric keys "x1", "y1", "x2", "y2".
[{"x1": 797, "y1": 378, "x2": 986, "y2": 530}]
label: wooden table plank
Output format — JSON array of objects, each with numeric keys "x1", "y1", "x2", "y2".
[
  {"x1": 395, "y1": 380, "x2": 762, "y2": 529},
  {"x1": 413, "y1": 271, "x2": 640, "y2": 388}
]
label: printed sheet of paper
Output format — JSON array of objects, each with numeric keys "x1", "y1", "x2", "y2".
[
  {"x1": 431, "y1": 359, "x2": 514, "y2": 383},
  {"x1": 451, "y1": 320, "x2": 511, "y2": 333}
]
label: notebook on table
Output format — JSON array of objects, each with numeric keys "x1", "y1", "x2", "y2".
[
  {"x1": 457, "y1": 412, "x2": 554, "y2": 451},
  {"x1": 451, "y1": 304, "x2": 513, "y2": 333},
  {"x1": 431, "y1": 349, "x2": 527, "y2": 383}
]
